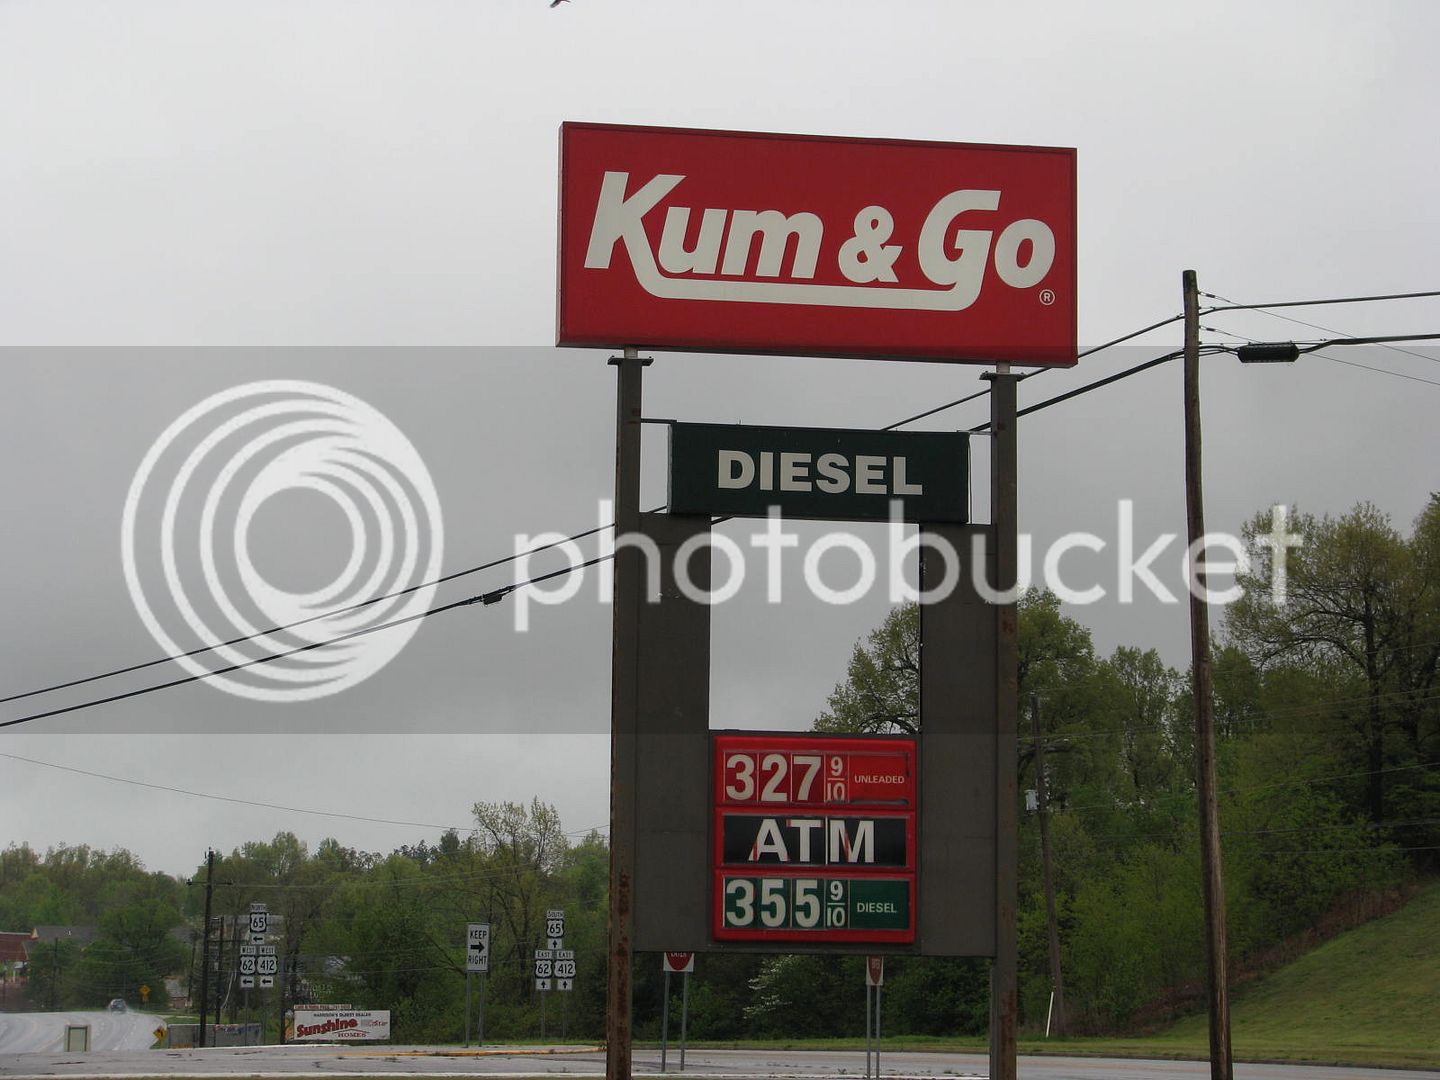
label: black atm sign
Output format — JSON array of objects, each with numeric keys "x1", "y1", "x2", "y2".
[{"x1": 721, "y1": 814, "x2": 911, "y2": 868}]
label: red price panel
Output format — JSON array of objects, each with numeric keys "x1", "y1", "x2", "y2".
[
  {"x1": 712, "y1": 734, "x2": 917, "y2": 945},
  {"x1": 716, "y1": 735, "x2": 915, "y2": 808}
]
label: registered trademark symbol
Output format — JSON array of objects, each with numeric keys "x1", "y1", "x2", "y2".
[{"x1": 1038, "y1": 289, "x2": 1056, "y2": 306}]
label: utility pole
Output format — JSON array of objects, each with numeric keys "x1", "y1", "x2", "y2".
[
  {"x1": 1183, "y1": 269, "x2": 1233, "y2": 1080},
  {"x1": 1031, "y1": 693, "x2": 1066, "y2": 1036},
  {"x1": 198, "y1": 849, "x2": 214, "y2": 1047}
]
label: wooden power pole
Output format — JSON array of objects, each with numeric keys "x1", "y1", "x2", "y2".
[
  {"x1": 197, "y1": 849, "x2": 214, "y2": 1048},
  {"x1": 1183, "y1": 269, "x2": 1234, "y2": 1079}
]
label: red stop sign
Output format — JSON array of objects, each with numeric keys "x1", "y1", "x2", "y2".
[{"x1": 663, "y1": 951, "x2": 695, "y2": 974}]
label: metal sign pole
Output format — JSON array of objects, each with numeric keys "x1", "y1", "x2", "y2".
[
  {"x1": 985, "y1": 367, "x2": 1020, "y2": 1080},
  {"x1": 679, "y1": 971, "x2": 689, "y2": 1072},
  {"x1": 607, "y1": 346, "x2": 646, "y2": 1080},
  {"x1": 660, "y1": 970, "x2": 670, "y2": 1072},
  {"x1": 478, "y1": 974, "x2": 485, "y2": 1047},
  {"x1": 875, "y1": 982, "x2": 883, "y2": 1079},
  {"x1": 464, "y1": 970, "x2": 471, "y2": 1048},
  {"x1": 865, "y1": 983, "x2": 873, "y2": 1078},
  {"x1": 541, "y1": 989, "x2": 547, "y2": 1042}
]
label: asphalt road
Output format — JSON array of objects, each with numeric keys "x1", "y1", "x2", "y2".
[
  {"x1": 0, "y1": 1043, "x2": 1436, "y2": 1080},
  {"x1": 0, "y1": 1009, "x2": 159, "y2": 1055}
]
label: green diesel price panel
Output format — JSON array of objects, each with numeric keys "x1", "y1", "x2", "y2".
[{"x1": 717, "y1": 875, "x2": 910, "y2": 937}]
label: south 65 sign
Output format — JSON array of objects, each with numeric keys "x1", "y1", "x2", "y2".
[{"x1": 558, "y1": 123, "x2": 1076, "y2": 366}]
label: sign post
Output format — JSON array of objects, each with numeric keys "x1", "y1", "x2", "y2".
[
  {"x1": 465, "y1": 923, "x2": 489, "y2": 1047},
  {"x1": 865, "y1": 956, "x2": 884, "y2": 1078},
  {"x1": 659, "y1": 952, "x2": 694, "y2": 1072},
  {"x1": 680, "y1": 962, "x2": 690, "y2": 1072},
  {"x1": 606, "y1": 346, "x2": 645, "y2": 1080}
]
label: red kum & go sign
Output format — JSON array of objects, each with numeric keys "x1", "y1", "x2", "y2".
[{"x1": 558, "y1": 123, "x2": 1076, "y2": 366}]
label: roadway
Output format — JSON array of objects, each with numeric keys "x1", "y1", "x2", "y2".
[{"x1": 1, "y1": 1042, "x2": 1436, "y2": 1079}]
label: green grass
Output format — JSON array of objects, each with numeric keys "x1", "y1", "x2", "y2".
[
  {"x1": 1140, "y1": 879, "x2": 1440, "y2": 1067},
  {"x1": 678, "y1": 883, "x2": 1440, "y2": 1069}
]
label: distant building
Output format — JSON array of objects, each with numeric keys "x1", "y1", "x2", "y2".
[{"x1": 0, "y1": 932, "x2": 30, "y2": 965}]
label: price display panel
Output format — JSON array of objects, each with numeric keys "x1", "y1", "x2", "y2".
[{"x1": 712, "y1": 734, "x2": 917, "y2": 946}]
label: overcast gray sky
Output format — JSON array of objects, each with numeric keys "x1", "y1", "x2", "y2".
[{"x1": 2, "y1": 0, "x2": 1438, "y2": 878}]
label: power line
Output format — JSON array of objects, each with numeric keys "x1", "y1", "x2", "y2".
[
  {"x1": 882, "y1": 312, "x2": 1187, "y2": 430},
  {"x1": 0, "y1": 556, "x2": 610, "y2": 730},
  {"x1": 1203, "y1": 289, "x2": 1440, "y2": 367},
  {"x1": 0, "y1": 749, "x2": 603, "y2": 837},
  {"x1": 1312, "y1": 351, "x2": 1440, "y2": 388},
  {"x1": 0, "y1": 512, "x2": 659, "y2": 708},
  {"x1": 1201, "y1": 289, "x2": 1440, "y2": 314}
]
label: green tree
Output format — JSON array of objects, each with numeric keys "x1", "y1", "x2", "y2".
[{"x1": 1228, "y1": 500, "x2": 1440, "y2": 825}]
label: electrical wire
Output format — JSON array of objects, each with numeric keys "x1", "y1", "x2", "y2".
[
  {"x1": 1203, "y1": 289, "x2": 1440, "y2": 366},
  {"x1": 0, "y1": 556, "x2": 610, "y2": 730},
  {"x1": 0, "y1": 749, "x2": 603, "y2": 836},
  {"x1": 1311, "y1": 351, "x2": 1440, "y2": 388},
  {"x1": 1200, "y1": 289, "x2": 1440, "y2": 314},
  {"x1": 0, "y1": 510, "x2": 663, "y2": 708}
]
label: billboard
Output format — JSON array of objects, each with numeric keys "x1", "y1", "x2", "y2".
[
  {"x1": 558, "y1": 123, "x2": 1076, "y2": 365},
  {"x1": 290, "y1": 1007, "x2": 391, "y2": 1042}
]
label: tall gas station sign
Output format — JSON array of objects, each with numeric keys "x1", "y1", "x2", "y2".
[
  {"x1": 559, "y1": 121, "x2": 1076, "y2": 1080},
  {"x1": 559, "y1": 123, "x2": 1076, "y2": 365}
]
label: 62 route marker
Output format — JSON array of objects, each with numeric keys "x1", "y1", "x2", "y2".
[{"x1": 713, "y1": 735, "x2": 917, "y2": 945}]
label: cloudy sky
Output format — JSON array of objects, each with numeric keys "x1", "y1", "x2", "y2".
[{"x1": 2, "y1": 0, "x2": 1438, "y2": 879}]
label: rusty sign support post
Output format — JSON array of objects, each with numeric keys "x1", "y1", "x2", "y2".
[
  {"x1": 985, "y1": 369, "x2": 1020, "y2": 1080},
  {"x1": 607, "y1": 347, "x2": 646, "y2": 1080}
]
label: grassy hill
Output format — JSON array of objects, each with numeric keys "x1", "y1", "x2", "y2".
[{"x1": 1053, "y1": 879, "x2": 1440, "y2": 1067}]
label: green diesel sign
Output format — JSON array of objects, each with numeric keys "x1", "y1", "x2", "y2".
[{"x1": 669, "y1": 423, "x2": 968, "y2": 523}]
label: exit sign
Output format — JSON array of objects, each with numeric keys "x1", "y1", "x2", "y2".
[{"x1": 712, "y1": 734, "x2": 916, "y2": 945}]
